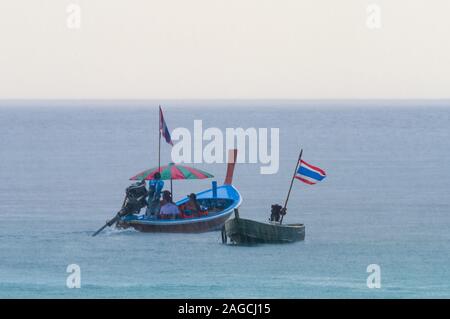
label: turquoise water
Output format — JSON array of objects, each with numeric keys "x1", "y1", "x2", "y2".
[{"x1": 0, "y1": 102, "x2": 449, "y2": 298}]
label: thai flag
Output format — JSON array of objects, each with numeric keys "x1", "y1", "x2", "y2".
[
  {"x1": 295, "y1": 160, "x2": 326, "y2": 185},
  {"x1": 159, "y1": 106, "x2": 173, "y2": 146}
]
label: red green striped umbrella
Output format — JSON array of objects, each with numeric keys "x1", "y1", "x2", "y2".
[
  {"x1": 130, "y1": 163, "x2": 213, "y2": 181},
  {"x1": 130, "y1": 163, "x2": 213, "y2": 196}
]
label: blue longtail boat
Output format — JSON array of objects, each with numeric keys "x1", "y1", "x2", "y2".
[
  {"x1": 91, "y1": 104, "x2": 241, "y2": 236},
  {"x1": 115, "y1": 149, "x2": 242, "y2": 233}
]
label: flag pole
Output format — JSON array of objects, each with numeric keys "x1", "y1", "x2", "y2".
[
  {"x1": 158, "y1": 106, "x2": 161, "y2": 172},
  {"x1": 158, "y1": 131, "x2": 161, "y2": 171},
  {"x1": 281, "y1": 148, "x2": 303, "y2": 224}
]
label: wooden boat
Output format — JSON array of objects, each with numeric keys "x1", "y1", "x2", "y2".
[
  {"x1": 220, "y1": 149, "x2": 325, "y2": 245},
  {"x1": 222, "y1": 210, "x2": 305, "y2": 244},
  {"x1": 117, "y1": 150, "x2": 242, "y2": 233}
]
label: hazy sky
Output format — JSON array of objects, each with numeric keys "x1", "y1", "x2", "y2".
[{"x1": 1, "y1": 0, "x2": 449, "y2": 99}]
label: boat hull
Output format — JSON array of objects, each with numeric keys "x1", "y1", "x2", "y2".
[
  {"x1": 117, "y1": 184, "x2": 242, "y2": 233},
  {"x1": 118, "y1": 210, "x2": 233, "y2": 233},
  {"x1": 224, "y1": 218, "x2": 305, "y2": 244}
]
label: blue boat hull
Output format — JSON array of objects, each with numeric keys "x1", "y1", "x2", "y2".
[{"x1": 117, "y1": 184, "x2": 242, "y2": 233}]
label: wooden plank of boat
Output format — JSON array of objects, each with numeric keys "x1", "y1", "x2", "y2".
[{"x1": 224, "y1": 212, "x2": 305, "y2": 244}]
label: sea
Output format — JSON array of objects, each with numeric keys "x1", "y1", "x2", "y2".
[{"x1": 0, "y1": 100, "x2": 449, "y2": 298}]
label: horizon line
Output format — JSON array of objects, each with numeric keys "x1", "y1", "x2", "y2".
[{"x1": 1, "y1": 99, "x2": 450, "y2": 108}]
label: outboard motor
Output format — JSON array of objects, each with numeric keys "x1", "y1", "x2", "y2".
[
  {"x1": 270, "y1": 204, "x2": 284, "y2": 222},
  {"x1": 92, "y1": 181, "x2": 148, "y2": 236},
  {"x1": 122, "y1": 181, "x2": 148, "y2": 215}
]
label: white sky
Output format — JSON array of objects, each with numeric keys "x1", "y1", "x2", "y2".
[{"x1": 1, "y1": 0, "x2": 450, "y2": 99}]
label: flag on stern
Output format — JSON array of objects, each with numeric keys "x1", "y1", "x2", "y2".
[
  {"x1": 295, "y1": 160, "x2": 326, "y2": 185},
  {"x1": 159, "y1": 106, "x2": 173, "y2": 146}
]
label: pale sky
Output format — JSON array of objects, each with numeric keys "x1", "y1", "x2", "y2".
[{"x1": 1, "y1": 0, "x2": 450, "y2": 99}]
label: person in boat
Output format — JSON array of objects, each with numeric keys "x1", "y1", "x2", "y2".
[
  {"x1": 146, "y1": 172, "x2": 164, "y2": 217},
  {"x1": 159, "y1": 190, "x2": 180, "y2": 219},
  {"x1": 182, "y1": 193, "x2": 201, "y2": 217}
]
